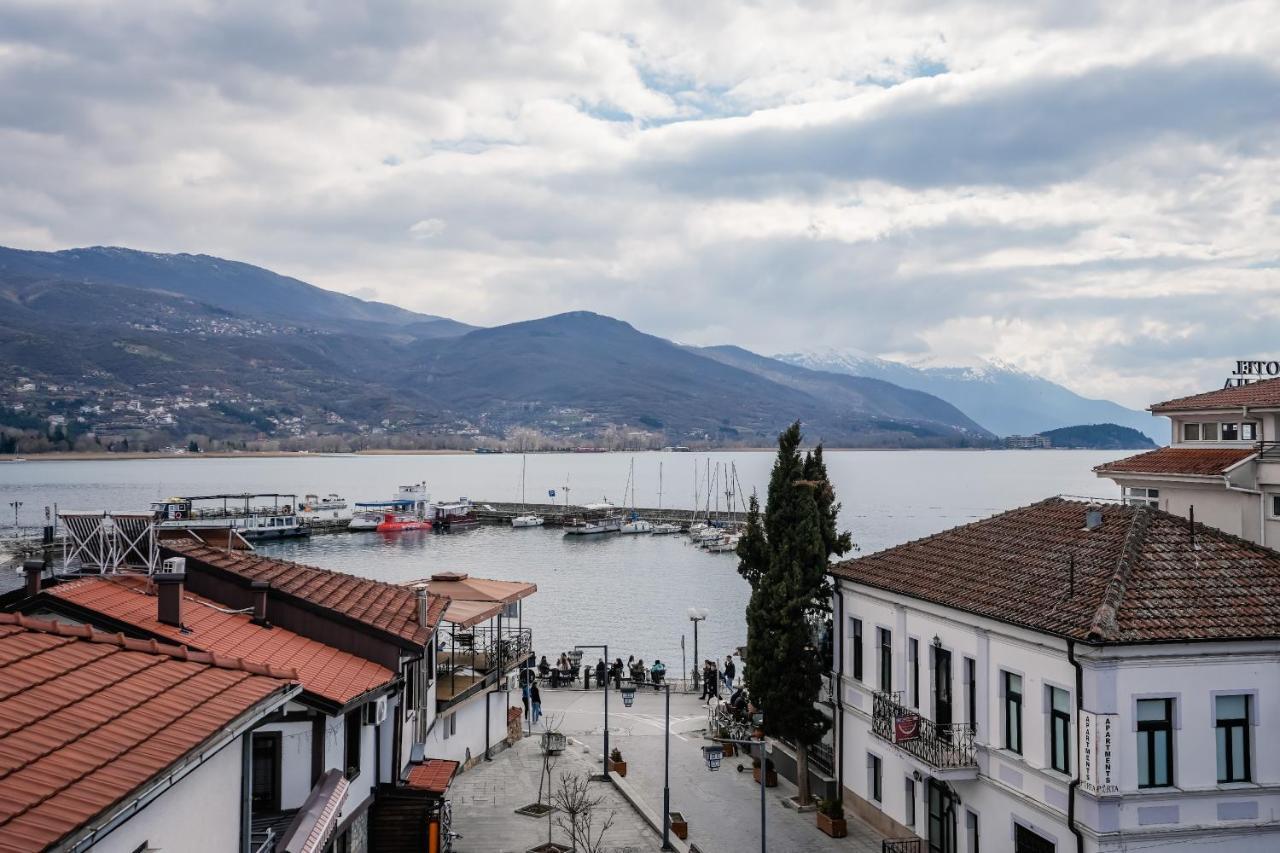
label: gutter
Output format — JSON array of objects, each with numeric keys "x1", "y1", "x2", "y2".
[
  {"x1": 1067, "y1": 640, "x2": 1085, "y2": 853},
  {"x1": 833, "y1": 581, "x2": 845, "y2": 798},
  {"x1": 67, "y1": 682, "x2": 303, "y2": 852},
  {"x1": 1222, "y1": 476, "x2": 1266, "y2": 548}
]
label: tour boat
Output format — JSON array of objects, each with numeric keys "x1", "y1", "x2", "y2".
[
  {"x1": 298, "y1": 493, "x2": 350, "y2": 522},
  {"x1": 350, "y1": 483, "x2": 431, "y2": 530},
  {"x1": 151, "y1": 493, "x2": 309, "y2": 541},
  {"x1": 431, "y1": 498, "x2": 479, "y2": 532},
  {"x1": 563, "y1": 502, "x2": 622, "y2": 536},
  {"x1": 375, "y1": 512, "x2": 432, "y2": 532}
]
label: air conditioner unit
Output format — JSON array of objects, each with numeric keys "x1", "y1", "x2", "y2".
[
  {"x1": 161, "y1": 557, "x2": 186, "y2": 574},
  {"x1": 364, "y1": 696, "x2": 389, "y2": 726}
]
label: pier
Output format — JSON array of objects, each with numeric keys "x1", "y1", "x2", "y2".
[{"x1": 471, "y1": 501, "x2": 748, "y2": 527}]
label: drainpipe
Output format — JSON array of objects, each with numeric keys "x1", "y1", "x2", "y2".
[
  {"x1": 1222, "y1": 476, "x2": 1265, "y2": 547},
  {"x1": 1067, "y1": 640, "x2": 1085, "y2": 853},
  {"x1": 833, "y1": 581, "x2": 845, "y2": 799}
]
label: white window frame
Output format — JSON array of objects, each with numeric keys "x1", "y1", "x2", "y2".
[{"x1": 1124, "y1": 487, "x2": 1159, "y2": 508}]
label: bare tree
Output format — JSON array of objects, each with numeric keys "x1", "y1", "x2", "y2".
[{"x1": 553, "y1": 772, "x2": 616, "y2": 853}]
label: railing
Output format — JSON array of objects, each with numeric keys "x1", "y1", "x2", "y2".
[
  {"x1": 440, "y1": 626, "x2": 533, "y2": 675},
  {"x1": 883, "y1": 839, "x2": 922, "y2": 853},
  {"x1": 1257, "y1": 441, "x2": 1280, "y2": 460},
  {"x1": 250, "y1": 828, "x2": 276, "y2": 853},
  {"x1": 872, "y1": 690, "x2": 976, "y2": 770}
]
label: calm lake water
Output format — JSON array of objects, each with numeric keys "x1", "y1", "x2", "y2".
[{"x1": 0, "y1": 450, "x2": 1127, "y2": 675}]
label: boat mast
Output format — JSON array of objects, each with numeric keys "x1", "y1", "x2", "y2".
[{"x1": 658, "y1": 461, "x2": 664, "y2": 512}]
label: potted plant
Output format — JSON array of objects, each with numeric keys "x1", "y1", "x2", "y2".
[
  {"x1": 609, "y1": 747, "x2": 627, "y2": 777},
  {"x1": 816, "y1": 798, "x2": 847, "y2": 838},
  {"x1": 751, "y1": 756, "x2": 777, "y2": 787},
  {"x1": 669, "y1": 811, "x2": 688, "y2": 840}
]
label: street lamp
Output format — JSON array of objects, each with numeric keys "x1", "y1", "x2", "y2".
[
  {"x1": 702, "y1": 724, "x2": 769, "y2": 853},
  {"x1": 620, "y1": 685, "x2": 636, "y2": 708},
  {"x1": 574, "y1": 643, "x2": 609, "y2": 778},
  {"x1": 9, "y1": 500, "x2": 22, "y2": 531},
  {"x1": 687, "y1": 608, "x2": 707, "y2": 689}
]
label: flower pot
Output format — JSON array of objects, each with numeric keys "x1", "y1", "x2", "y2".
[
  {"x1": 816, "y1": 812, "x2": 847, "y2": 838},
  {"x1": 669, "y1": 812, "x2": 688, "y2": 840},
  {"x1": 752, "y1": 767, "x2": 778, "y2": 787},
  {"x1": 609, "y1": 760, "x2": 627, "y2": 777}
]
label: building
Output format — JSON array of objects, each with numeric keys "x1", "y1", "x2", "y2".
[
  {"x1": 1005, "y1": 435, "x2": 1052, "y2": 449},
  {"x1": 1096, "y1": 377, "x2": 1280, "y2": 546},
  {"x1": 830, "y1": 497, "x2": 1279, "y2": 853},
  {"x1": 0, "y1": 612, "x2": 299, "y2": 853}
]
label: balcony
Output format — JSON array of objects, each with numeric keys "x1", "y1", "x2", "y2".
[
  {"x1": 872, "y1": 690, "x2": 977, "y2": 779},
  {"x1": 1256, "y1": 442, "x2": 1280, "y2": 486},
  {"x1": 438, "y1": 625, "x2": 533, "y2": 674}
]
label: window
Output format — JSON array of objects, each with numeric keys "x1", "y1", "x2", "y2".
[
  {"x1": 251, "y1": 732, "x2": 282, "y2": 812},
  {"x1": 965, "y1": 657, "x2": 977, "y2": 731},
  {"x1": 909, "y1": 638, "x2": 920, "y2": 708},
  {"x1": 1125, "y1": 487, "x2": 1159, "y2": 508},
  {"x1": 1183, "y1": 422, "x2": 1200, "y2": 441},
  {"x1": 1216, "y1": 695, "x2": 1251, "y2": 783},
  {"x1": 878, "y1": 627, "x2": 893, "y2": 692},
  {"x1": 905, "y1": 778, "x2": 916, "y2": 827},
  {"x1": 868, "y1": 753, "x2": 882, "y2": 802},
  {"x1": 1137, "y1": 698, "x2": 1174, "y2": 788},
  {"x1": 1049, "y1": 687, "x2": 1071, "y2": 773},
  {"x1": 1014, "y1": 824, "x2": 1055, "y2": 853},
  {"x1": 1202, "y1": 422, "x2": 1219, "y2": 441},
  {"x1": 852, "y1": 618, "x2": 863, "y2": 681},
  {"x1": 1222, "y1": 422, "x2": 1240, "y2": 441},
  {"x1": 966, "y1": 811, "x2": 979, "y2": 853},
  {"x1": 344, "y1": 710, "x2": 362, "y2": 780},
  {"x1": 1003, "y1": 672, "x2": 1022, "y2": 754},
  {"x1": 1272, "y1": 495, "x2": 1280, "y2": 518},
  {"x1": 1241, "y1": 422, "x2": 1258, "y2": 441}
]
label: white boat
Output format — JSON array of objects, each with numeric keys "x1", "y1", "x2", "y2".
[
  {"x1": 151, "y1": 493, "x2": 309, "y2": 541},
  {"x1": 652, "y1": 522, "x2": 682, "y2": 535},
  {"x1": 687, "y1": 522, "x2": 708, "y2": 541},
  {"x1": 564, "y1": 502, "x2": 622, "y2": 536},
  {"x1": 619, "y1": 459, "x2": 652, "y2": 534},
  {"x1": 511, "y1": 455, "x2": 544, "y2": 528},
  {"x1": 350, "y1": 482, "x2": 430, "y2": 530},
  {"x1": 707, "y1": 533, "x2": 741, "y2": 553},
  {"x1": 298, "y1": 493, "x2": 350, "y2": 522},
  {"x1": 621, "y1": 516, "x2": 653, "y2": 534}
]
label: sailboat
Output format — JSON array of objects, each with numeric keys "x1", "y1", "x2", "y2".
[
  {"x1": 620, "y1": 458, "x2": 653, "y2": 534},
  {"x1": 511, "y1": 454, "x2": 544, "y2": 528},
  {"x1": 652, "y1": 461, "x2": 681, "y2": 534}
]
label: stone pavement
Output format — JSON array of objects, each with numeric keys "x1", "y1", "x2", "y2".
[
  {"x1": 539, "y1": 687, "x2": 886, "y2": 853},
  {"x1": 449, "y1": 732, "x2": 667, "y2": 853}
]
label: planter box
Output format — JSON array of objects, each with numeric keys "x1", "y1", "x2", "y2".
[
  {"x1": 540, "y1": 732, "x2": 567, "y2": 755},
  {"x1": 609, "y1": 760, "x2": 627, "y2": 777},
  {"x1": 816, "y1": 812, "x2": 847, "y2": 838},
  {"x1": 752, "y1": 767, "x2": 778, "y2": 787},
  {"x1": 669, "y1": 812, "x2": 688, "y2": 840}
]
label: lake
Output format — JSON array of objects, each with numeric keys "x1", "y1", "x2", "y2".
[{"x1": 0, "y1": 449, "x2": 1127, "y2": 675}]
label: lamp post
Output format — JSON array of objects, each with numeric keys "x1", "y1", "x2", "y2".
[
  {"x1": 620, "y1": 680, "x2": 674, "y2": 850},
  {"x1": 574, "y1": 643, "x2": 609, "y2": 777},
  {"x1": 687, "y1": 608, "x2": 707, "y2": 690},
  {"x1": 702, "y1": 719, "x2": 768, "y2": 853}
]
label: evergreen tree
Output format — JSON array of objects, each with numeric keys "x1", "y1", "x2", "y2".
[{"x1": 736, "y1": 422, "x2": 852, "y2": 804}]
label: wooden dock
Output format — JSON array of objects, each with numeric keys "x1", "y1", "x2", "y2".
[{"x1": 470, "y1": 501, "x2": 747, "y2": 528}]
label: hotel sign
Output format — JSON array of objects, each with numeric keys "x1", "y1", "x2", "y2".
[
  {"x1": 1225, "y1": 360, "x2": 1280, "y2": 388},
  {"x1": 894, "y1": 713, "x2": 921, "y2": 743},
  {"x1": 1079, "y1": 711, "x2": 1119, "y2": 794}
]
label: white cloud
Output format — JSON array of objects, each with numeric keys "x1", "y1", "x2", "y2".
[{"x1": 408, "y1": 218, "x2": 446, "y2": 240}]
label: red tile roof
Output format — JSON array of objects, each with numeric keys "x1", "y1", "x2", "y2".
[
  {"x1": 1094, "y1": 446, "x2": 1256, "y2": 476},
  {"x1": 164, "y1": 539, "x2": 449, "y2": 647},
  {"x1": 0, "y1": 613, "x2": 297, "y2": 852},
  {"x1": 830, "y1": 497, "x2": 1280, "y2": 644},
  {"x1": 46, "y1": 576, "x2": 394, "y2": 706},
  {"x1": 1151, "y1": 377, "x2": 1280, "y2": 412},
  {"x1": 405, "y1": 759, "x2": 459, "y2": 795}
]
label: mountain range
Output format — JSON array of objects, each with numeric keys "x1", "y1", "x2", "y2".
[{"x1": 0, "y1": 245, "x2": 1156, "y2": 449}]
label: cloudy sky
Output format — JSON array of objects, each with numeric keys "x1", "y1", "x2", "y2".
[{"x1": 2, "y1": 1, "x2": 1278, "y2": 407}]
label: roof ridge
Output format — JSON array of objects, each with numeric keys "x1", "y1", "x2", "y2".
[
  {"x1": 0, "y1": 613, "x2": 298, "y2": 680},
  {"x1": 167, "y1": 538, "x2": 423, "y2": 594},
  {"x1": 1087, "y1": 504, "x2": 1151, "y2": 641}
]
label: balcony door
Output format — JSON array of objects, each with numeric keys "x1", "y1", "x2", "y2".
[
  {"x1": 933, "y1": 647, "x2": 953, "y2": 739},
  {"x1": 927, "y1": 780, "x2": 957, "y2": 853}
]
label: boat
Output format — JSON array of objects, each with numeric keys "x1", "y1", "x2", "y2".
[
  {"x1": 563, "y1": 502, "x2": 622, "y2": 536},
  {"x1": 349, "y1": 483, "x2": 431, "y2": 530},
  {"x1": 150, "y1": 493, "x2": 310, "y2": 541},
  {"x1": 376, "y1": 512, "x2": 432, "y2": 532},
  {"x1": 298, "y1": 493, "x2": 350, "y2": 522},
  {"x1": 619, "y1": 459, "x2": 652, "y2": 534},
  {"x1": 651, "y1": 462, "x2": 681, "y2": 534},
  {"x1": 707, "y1": 532, "x2": 741, "y2": 552},
  {"x1": 430, "y1": 498, "x2": 479, "y2": 532},
  {"x1": 512, "y1": 455, "x2": 544, "y2": 528}
]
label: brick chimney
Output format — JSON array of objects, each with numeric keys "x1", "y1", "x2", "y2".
[
  {"x1": 155, "y1": 571, "x2": 185, "y2": 627},
  {"x1": 250, "y1": 581, "x2": 271, "y2": 627},
  {"x1": 415, "y1": 584, "x2": 429, "y2": 628},
  {"x1": 22, "y1": 560, "x2": 43, "y2": 598}
]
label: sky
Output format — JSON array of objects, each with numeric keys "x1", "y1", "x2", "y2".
[{"x1": 1, "y1": 1, "x2": 1278, "y2": 408}]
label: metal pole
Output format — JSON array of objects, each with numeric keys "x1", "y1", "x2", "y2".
[
  {"x1": 575, "y1": 643, "x2": 609, "y2": 776},
  {"x1": 760, "y1": 739, "x2": 766, "y2": 853},
  {"x1": 693, "y1": 620, "x2": 699, "y2": 690},
  {"x1": 662, "y1": 683, "x2": 671, "y2": 850}
]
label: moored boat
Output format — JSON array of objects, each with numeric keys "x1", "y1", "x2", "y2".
[
  {"x1": 376, "y1": 512, "x2": 432, "y2": 532},
  {"x1": 298, "y1": 493, "x2": 350, "y2": 522},
  {"x1": 563, "y1": 502, "x2": 622, "y2": 536},
  {"x1": 151, "y1": 493, "x2": 309, "y2": 541}
]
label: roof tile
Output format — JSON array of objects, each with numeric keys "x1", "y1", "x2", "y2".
[{"x1": 1094, "y1": 446, "x2": 1255, "y2": 476}]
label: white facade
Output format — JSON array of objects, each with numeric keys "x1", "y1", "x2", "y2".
[
  {"x1": 426, "y1": 685, "x2": 520, "y2": 768},
  {"x1": 835, "y1": 581, "x2": 1280, "y2": 853}
]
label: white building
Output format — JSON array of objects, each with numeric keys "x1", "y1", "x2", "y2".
[
  {"x1": 1097, "y1": 377, "x2": 1280, "y2": 546},
  {"x1": 830, "y1": 497, "x2": 1280, "y2": 853}
]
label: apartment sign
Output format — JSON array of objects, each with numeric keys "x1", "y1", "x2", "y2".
[
  {"x1": 1079, "y1": 711, "x2": 1119, "y2": 794},
  {"x1": 1225, "y1": 360, "x2": 1280, "y2": 388}
]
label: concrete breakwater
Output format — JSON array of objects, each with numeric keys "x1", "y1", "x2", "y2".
[{"x1": 471, "y1": 500, "x2": 748, "y2": 527}]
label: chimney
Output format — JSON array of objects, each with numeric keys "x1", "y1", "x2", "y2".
[
  {"x1": 22, "y1": 559, "x2": 44, "y2": 598},
  {"x1": 1085, "y1": 508, "x2": 1103, "y2": 530},
  {"x1": 251, "y1": 581, "x2": 271, "y2": 627},
  {"x1": 415, "y1": 584, "x2": 429, "y2": 628},
  {"x1": 155, "y1": 571, "x2": 185, "y2": 627}
]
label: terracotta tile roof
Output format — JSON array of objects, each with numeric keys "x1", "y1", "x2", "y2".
[
  {"x1": 829, "y1": 497, "x2": 1280, "y2": 644},
  {"x1": 405, "y1": 759, "x2": 459, "y2": 795},
  {"x1": 46, "y1": 576, "x2": 394, "y2": 706},
  {"x1": 164, "y1": 539, "x2": 448, "y2": 647},
  {"x1": 403, "y1": 573, "x2": 536, "y2": 627},
  {"x1": 1151, "y1": 377, "x2": 1280, "y2": 412},
  {"x1": 0, "y1": 613, "x2": 297, "y2": 852},
  {"x1": 1094, "y1": 446, "x2": 1256, "y2": 476}
]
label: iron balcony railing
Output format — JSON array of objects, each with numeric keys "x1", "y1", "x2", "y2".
[
  {"x1": 1257, "y1": 441, "x2": 1280, "y2": 460},
  {"x1": 439, "y1": 625, "x2": 533, "y2": 676},
  {"x1": 883, "y1": 839, "x2": 922, "y2": 853},
  {"x1": 872, "y1": 690, "x2": 977, "y2": 770}
]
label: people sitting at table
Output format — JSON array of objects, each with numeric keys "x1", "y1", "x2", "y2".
[
  {"x1": 650, "y1": 659, "x2": 666, "y2": 687},
  {"x1": 538, "y1": 656, "x2": 550, "y2": 678}
]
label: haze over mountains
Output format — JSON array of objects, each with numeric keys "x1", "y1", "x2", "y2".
[{"x1": 0, "y1": 246, "x2": 1156, "y2": 449}]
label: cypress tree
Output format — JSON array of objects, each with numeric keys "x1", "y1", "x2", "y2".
[{"x1": 736, "y1": 422, "x2": 852, "y2": 804}]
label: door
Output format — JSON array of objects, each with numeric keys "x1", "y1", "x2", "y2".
[
  {"x1": 927, "y1": 780, "x2": 956, "y2": 853},
  {"x1": 251, "y1": 732, "x2": 281, "y2": 812},
  {"x1": 934, "y1": 647, "x2": 953, "y2": 739}
]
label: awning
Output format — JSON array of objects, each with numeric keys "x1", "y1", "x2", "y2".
[
  {"x1": 405, "y1": 759, "x2": 460, "y2": 795},
  {"x1": 276, "y1": 769, "x2": 350, "y2": 853}
]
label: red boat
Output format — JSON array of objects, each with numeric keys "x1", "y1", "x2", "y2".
[{"x1": 376, "y1": 512, "x2": 432, "y2": 532}]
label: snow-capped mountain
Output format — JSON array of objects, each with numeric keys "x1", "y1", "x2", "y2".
[{"x1": 776, "y1": 349, "x2": 1165, "y2": 443}]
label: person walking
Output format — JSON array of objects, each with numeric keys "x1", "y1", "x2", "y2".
[
  {"x1": 723, "y1": 654, "x2": 736, "y2": 691},
  {"x1": 583, "y1": 662, "x2": 593, "y2": 689},
  {"x1": 522, "y1": 680, "x2": 531, "y2": 723},
  {"x1": 611, "y1": 658, "x2": 623, "y2": 690},
  {"x1": 596, "y1": 658, "x2": 606, "y2": 689},
  {"x1": 531, "y1": 683, "x2": 543, "y2": 724},
  {"x1": 700, "y1": 660, "x2": 715, "y2": 702}
]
